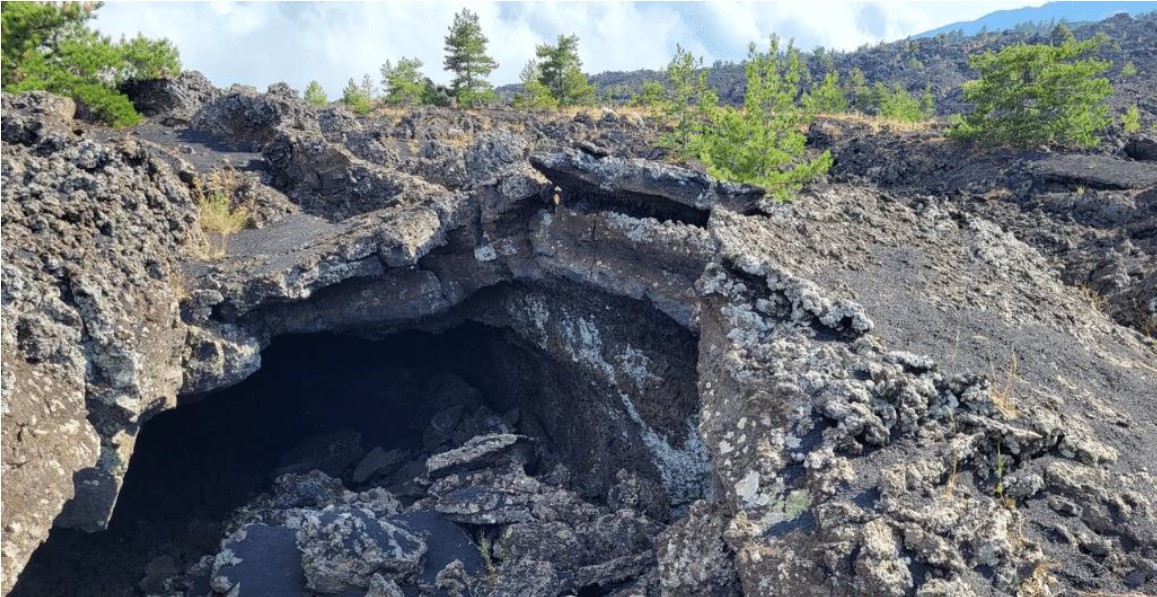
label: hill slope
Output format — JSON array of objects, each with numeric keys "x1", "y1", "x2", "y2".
[
  {"x1": 915, "y1": 1, "x2": 1157, "y2": 38},
  {"x1": 566, "y1": 11, "x2": 1155, "y2": 119}
]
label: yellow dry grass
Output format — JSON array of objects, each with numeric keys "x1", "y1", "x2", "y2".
[
  {"x1": 192, "y1": 168, "x2": 250, "y2": 259},
  {"x1": 988, "y1": 351, "x2": 1020, "y2": 419},
  {"x1": 1016, "y1": 559, "x2": 1057, "y2": 597},
  {"x1": 817, "y1": 112, "x2": 938, "y2": 133}
]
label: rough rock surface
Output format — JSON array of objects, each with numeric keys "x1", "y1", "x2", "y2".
[
  {"x1": 2, "y1": 92, "x2": 198, "y2": 592},
  {"x1": 818, "y1": 117, "x2": 1157, "y2": 337},
  {"x1": 3, "y1": 80, "x2": 1155, "y2": 597}
]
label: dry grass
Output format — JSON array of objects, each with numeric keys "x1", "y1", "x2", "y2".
[
  {"x1": 192, "y1": 168, "x2": 250, "y2": 259},
  {"x1": 1141, "y1": 317, "x2": 1156, "y2": 340},
  {"x1": 1017, "y1": 559, "x2": 1057, "y2": 597},
  {"x1": 1076, "y1": 284, "x2": 1108, "y2": 313},
  {"x1": 988, "y1": 351, "x2": 1021, "y2": 419},
  {"x1": 817, "y1": 111, "x2": 937, "y2": 133},
  {"x1": 942, "y1": 415, "x2": 961, "y2": 497},
  {"x1": 365, "y1": 105, "x2": 414, "y2": 126},
  {"x1": 984, "y1": 187, "x2": 1014, "y2": 201},
  {"x1": 606, "y1": 105, "x2": 662, "y2": 119},
  {"x1": 943, "y1": 445, "x2": 960, "y2": 496}
]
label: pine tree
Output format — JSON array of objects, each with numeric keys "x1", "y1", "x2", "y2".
[
  {"x1": 951, "y1": 32, "x2": 1112, "y2": 148},
  {"x1": 868, "y1": 83, "x2": 927, "y2": 122},
  {"x1": 845, "y1": 66, "x2": 871, "y2": 113},
  {"x1": 694, "y1": 38, "x2": 832, "y2": 200},
  {"x1": 1122, "y1": 105, "x2": 1141, "y2": 134},
  {"x1": 535, "y1": 34, "x2": 595, "y2": 106},
  {"x1": 359, "y1": 74, "x2": 376, "y2": 99},
  {"x1": 511, "y1": 59, "x2": 558, "y2": 110},
  {"x1": 628, "y1": 81, "x2": 667, "y2": 107},
  {"x1": 380, "y1": 57, "x2": 427, "y2": 106},
  {"x1": 2, "y1": 1, "x2": 181, "y2": 126},
  {"x1": 304, "y1": 80, "x2": 327, "y2": 106},
  {"x1": 660, "y1": 45, "x2": 716, "y2": 154},
  {"x1": 812, "y1": 46, "x2": 836, "y2": 75},
  {"x1": 443, "y1": 8, "x2": 498, "y2": 107},
  {"x1": 920, "y1": 84, "x2": 935, "y2": 118},
  {"x1": 2, "y1": 1, "x2": 95, "y2": 86},
  {"x1": 342, "y1": 77, "x2": 372, "y2": 115},
  {"x1": 802, "y1": 71, "x2": 848, "y2": 114}
]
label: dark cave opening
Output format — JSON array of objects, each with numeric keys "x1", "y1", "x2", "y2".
[
  {"x1": 13, "y1": 300, "x2": 703, "y2": 592},
  {"x1": 16, "y1": 320, "x2": 684, "y2": 597}
]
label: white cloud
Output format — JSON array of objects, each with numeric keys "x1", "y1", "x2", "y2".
[{"x1": 92, "y1": 1, "x2": 1045, "y2": 99}]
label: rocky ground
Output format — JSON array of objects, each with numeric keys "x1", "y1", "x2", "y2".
[{"x1": 2, "y1": 72, "x2": 1156, "y2": 597}]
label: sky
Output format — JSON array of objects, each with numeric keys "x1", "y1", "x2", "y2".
[{"x1": 92, "y1": 1, "x2": 1048, "y2": 98}]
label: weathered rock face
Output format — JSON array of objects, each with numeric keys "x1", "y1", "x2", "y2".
[
  {"x1": 695, "y1": 188, "x2": 1156, "y2": 595},
  {"x1": 1, "y1": 92, "x2": 198, "y2": 593},
  {"x1": 120, "y1": 71, "x2": 220, "y2": 126},
  {"x1": 818, "y1": 117, "x2": 1157, "y2": 338},
  {"x1": 3, "y1": 83, "x2": 1155, "y2": 597}
]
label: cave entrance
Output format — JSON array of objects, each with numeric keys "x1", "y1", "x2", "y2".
[{"x1": 15, "y1": 313, "x2": 704, "y2": 596}]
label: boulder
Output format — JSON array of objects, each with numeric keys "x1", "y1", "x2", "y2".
[
  {"x1": 1124, "y1": 133, "x2": 1157, "y2": 161},
  {"x1": 120, "y1": 70, "x2": 220, "y2": 125}
]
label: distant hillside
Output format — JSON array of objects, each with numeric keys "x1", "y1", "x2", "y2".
[
  {"x1": 526, "y1": 11, "x2": 1155, "y2": 120},
  {"x1": 915, "y1": 1, "x2": 1157, "y2": 38}
]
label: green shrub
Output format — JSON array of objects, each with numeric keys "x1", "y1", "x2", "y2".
[
  {"x1": 380, "y1": 57, "x2": 427, "y2": 106},
  {"x1": 535, "y1": 34, "x2": 595, "y2": 106},
  {"x1": 803, "y1": 71, "x2": 848, "y2": 114},
  {"x1": 2, "y1": 2, "x2": 180, "y2": 127},
  {"x1": 874, "y1": 83, "x2": 930, "y2": 122},
  {"x1": 304, "y1": 80, "x2": 327, "y2": 106},
  {"x1": 659, "y1": 45, "x2": 716, "y2": 155},
  {"x1": 341, "y1": 77, "x2": 373, "y2": 115},
  {"x1": 951, "y1": 32, "x2": 1112, "y2": 149},
  {"x1": 1123, "y1": 105, "x2": 1141, "y2": 134},
  {"x1": 421, "y1": 80, "x2": 454, "y2": 107},
  {"x1": 1121, "y1": 60, "x2": 1137, "y2": 78},
  {"x1": 665, "y1": 38, "x2": 831, "y2": 201},
  {"x1": 628, "y1": 80, "x2": 667, "y2": 107},
  {"x1": 511, "y1": 60, "x2": 559, "y2": 110}
]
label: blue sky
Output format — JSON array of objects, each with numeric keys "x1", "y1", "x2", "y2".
[{"x1": 92, "y1": 1, "x2": 1048, "y2": 98}]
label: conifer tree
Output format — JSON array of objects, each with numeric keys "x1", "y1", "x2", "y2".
[
  {"x1": 380, "y1": 57, "x2": 427, "y2": 106},
  {"x1": 1122, "y1": 105, "x2": 1141, "y2": 134},
  {"x1": 802, "y1": 71, "x2": 848, "y2": 114},
  {"x1": 341, "y1": 77, "x2": 372, "y2": 115},
  {"x1": 920, "y1": 84, "x2": 935, "y2": 118},
  {"x1": 443, "y1": 8, "x2": 498, "y2": 106},
  {"x1": 952, "y1": 31, "x2": 1112, "y2": 148},
  {"x1": 845, "y1": 66, "x2": 871, "y2": 113},
  {"x1": 535, "y1": 34, "x2": 595, "y2": 106},
  {"x1": 511, "y1": 60, "x2": 558, "y2": 110},
  {"x1": 660, "y1": 45, "x2": 716, "y2": 154},
  {"x1": 304, "y1": 80, "x2": 327, "y2": 106},
  {"x1": 695, "y1": 37, "x2": 832, "y2": 200},
  {"x1": 2, "y1": 1, "x2": 181, "y2": 126}
]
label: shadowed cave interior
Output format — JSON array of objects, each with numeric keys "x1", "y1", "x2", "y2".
[{"x1": 15, "y1": 318, "x2": 696, "y2": 596}]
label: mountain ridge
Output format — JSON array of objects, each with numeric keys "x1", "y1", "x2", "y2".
[{"x1": 914, "y1": 1, "x2": 1157, "y2": 38}]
